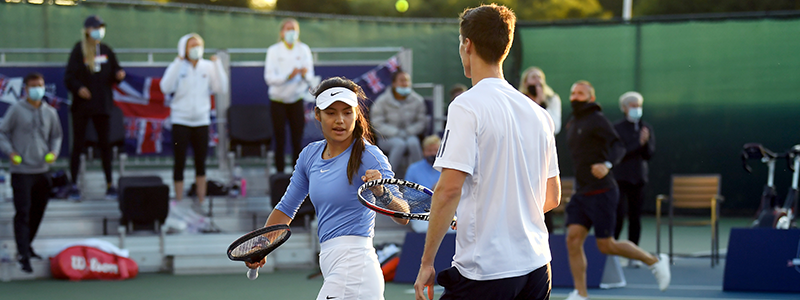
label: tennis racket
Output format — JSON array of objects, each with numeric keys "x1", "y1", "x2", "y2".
[
  {"x1": 227, "y1": 224, "x2": 291, "y2": 280},
  {"x1": 358, "y1": 178, "x2": 456, "y2": 227}
]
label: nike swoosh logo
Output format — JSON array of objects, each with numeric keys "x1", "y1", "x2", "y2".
[
  {"x1": 331, "y1": 91, "x2": 342, "y2": 96},
  {"x1": 326, "y1": 297, "x2": 336, "y2": 299},
  {"x1": 320, "y1": 169, "x2": 331, "y2": 173}
]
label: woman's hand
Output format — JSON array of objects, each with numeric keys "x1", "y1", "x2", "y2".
[
  {"x1": 361, "y1": 169, "x2": 384, "y2": 196},
  {"x1": 245, "y1": 256, "x2": 266, "y2": 269},
  {"x1": 78, "y1": 87, "x2": 91, "y2": 100}
]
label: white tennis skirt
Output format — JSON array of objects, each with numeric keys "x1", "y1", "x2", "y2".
[{"x1": 317, "y1": 235, "x2": 384, "y2": 300}]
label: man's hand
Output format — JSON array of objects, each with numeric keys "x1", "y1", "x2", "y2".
[
  {"x1": 640, "y1": 127, "x2": 650, "y2": 146},
  {"x1": 116, "y1": 69, "x2": 126, "y2": 81},
  {"x1": 10, "y1": 152, "x2": 21, "y2": 165},
  {"x1": 78, "y1": 87, "x2": 91, "y2": 100},
  {"x1": 591, "y1": 163, "x2": 609, "y2": 179},
  {"x1": 210, "y1": 55, "x2": 218, "y2": 62},
  {"x1": 414, "y1": 264, "x2": 436, "y2": 300}
]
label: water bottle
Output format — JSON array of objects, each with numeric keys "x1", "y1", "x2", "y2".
[
  {"x1": 233, "y1": 166, "x2": 246, "y2": 197},
  {"x1": 0, "y1": 243, "x2": 12, "y2": 282}
]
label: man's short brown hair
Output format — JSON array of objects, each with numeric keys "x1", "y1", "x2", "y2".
[{"x1": 459, "y1": 4, "x2": 516, "y2": 64}]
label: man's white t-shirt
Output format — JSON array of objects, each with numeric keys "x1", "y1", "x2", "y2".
[{"x1": 433, "y1": 78, "x2": 559, "y2": 281}]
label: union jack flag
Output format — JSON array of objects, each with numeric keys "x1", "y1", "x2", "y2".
[
  {"x1": 384, "y1": 56, "x2": 400, "y2": 73},
  {"x1": 113, "y1": 73, "x2": 218, "y2": 155}
]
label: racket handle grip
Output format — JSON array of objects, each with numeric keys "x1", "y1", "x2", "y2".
[{"x1": 247, "y1": 267, "x2": 259, "y2": 280}]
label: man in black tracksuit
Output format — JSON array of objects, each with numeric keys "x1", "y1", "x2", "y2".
[{"x1": 562, "y1": 81, "x2": 669, "y2": 300}]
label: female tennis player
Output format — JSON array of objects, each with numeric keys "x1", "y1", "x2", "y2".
[{"x1": 245, "y1": 77, "x2": 407, "y2": 300}]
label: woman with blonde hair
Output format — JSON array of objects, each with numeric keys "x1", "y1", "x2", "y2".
[
  {"x1": 160, "y1": 33, "x2": 229, "y2": 209},
  {"x1": 519, "y1": 66, "x2": 562, "y2": 134},
  {"x1": 64, "y1": 15, "x2": 126, "y2": 200},
  {"x1": 264, "y1": 18, "x2": 315, "y2": 173}
]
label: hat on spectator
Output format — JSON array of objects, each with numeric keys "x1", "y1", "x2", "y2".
[{"x1": 84, "y1": 15, "x2": 105, "y2": 28}]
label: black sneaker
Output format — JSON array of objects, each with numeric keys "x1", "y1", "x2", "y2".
[
  {"x1": 106, "y1": 186, "x2": 118, "y2": 199},
  {"x1": 30, "y1": 248, "x2": 43, "y2": 260},
  {"x1": 68, "y1": 184, "x2": 81, "y2": 201},
  {"x1": 19, "y1": 259, "x2": 33, "y2": 273}
]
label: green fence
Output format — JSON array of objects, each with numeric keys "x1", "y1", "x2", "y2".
[
  {"x1": 0, "y1": 2, "x2": 469, "y2": 92},
  {"x1": 519, "y1": 18, "x2": 800, "y2": 214}
]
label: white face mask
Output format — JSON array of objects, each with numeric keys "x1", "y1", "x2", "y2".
[
  {"x1": 188, "y1": 46, "x2": 203, "y2": 60},
  {"x1": 627, "y1": 107, "x2": 643, "y2": 122},
  {"x1": 283, "y1": 30, "x2": 298, "y2": 44}
]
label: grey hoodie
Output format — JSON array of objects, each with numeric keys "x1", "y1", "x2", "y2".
[{"x1": 0, "y1": 100, "x2": 63, "y2": 174}]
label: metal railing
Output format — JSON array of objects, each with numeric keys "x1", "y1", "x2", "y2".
[{"x1": 0, "y1": 47, "x2": 406, "y2": 67}]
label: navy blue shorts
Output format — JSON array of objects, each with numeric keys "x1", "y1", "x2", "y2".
[
  {"x1": 437, "y1": 264, "x2": 551, "y2": 300},
  {"x1": 565, "y1": 187, "x2": 619, "y2": 238}
]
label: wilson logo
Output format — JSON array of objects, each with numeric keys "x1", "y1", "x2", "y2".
[{"x1": 71, "y1": 256, "x2": 119, "y2": 274}]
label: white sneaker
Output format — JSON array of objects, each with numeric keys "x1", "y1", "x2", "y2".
[
  {"x1": 565, "y1": 290, "x2": 589, "y2": 300},
  {"x1": 649, "y1": 253, "x2": 671, "y2": 291},
  {"x1": 628, "y1": 259, "x2": 644, "y2": 268}
]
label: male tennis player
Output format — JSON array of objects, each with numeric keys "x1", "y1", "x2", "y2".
[{"x1": 414, "y1": 4, "x2": 561, "y2": 299}]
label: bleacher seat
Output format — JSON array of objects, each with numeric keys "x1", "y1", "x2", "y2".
[{"x1": 118, "y1": 176, "x2": 169, "y2": 233}]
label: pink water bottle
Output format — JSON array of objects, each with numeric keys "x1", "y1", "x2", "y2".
[{"x1": 240, "y1": 178, "x2": 247, "y2": 197}]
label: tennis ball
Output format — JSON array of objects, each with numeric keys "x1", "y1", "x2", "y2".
[
  {"x1": 395, "y1": 0, "x2": 409, "y2": 13},
  {"x1": 12, "y1": 155, "x2": 21, "y2": 165},
  {"x1": 45, "y1": 153, "x2": 55, "y2": 163}
]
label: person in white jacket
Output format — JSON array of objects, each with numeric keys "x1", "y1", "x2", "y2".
[
  {"x1": 160, "y1": 33, "x2": 228, "y2": 208},
  {"x1": 264, "y1": 18, "x2": 315, "y2": 173}
]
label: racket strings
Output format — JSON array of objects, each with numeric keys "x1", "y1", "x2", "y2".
[
  {"x1": 230, "y1": 230, "x2": 289, "y2": 259},
  {"x1": 363, "y1": 184, "x2": 432, "y2": 214}
]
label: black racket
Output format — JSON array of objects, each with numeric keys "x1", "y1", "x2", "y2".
[
  {"x1": 227, "y1": 224, "x2": 291, "y2": 280},
  {"x1": 358, "y1": 178, "x2": 456, "y2": 226}
]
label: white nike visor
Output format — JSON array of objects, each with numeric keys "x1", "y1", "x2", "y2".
[{"x1": 316, "y1": 87, "x2": 359, "y2": 110}]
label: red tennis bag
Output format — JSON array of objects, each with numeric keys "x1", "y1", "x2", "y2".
[{"x1": 50, "y1": 246, "x2": 139, "y2": 281}]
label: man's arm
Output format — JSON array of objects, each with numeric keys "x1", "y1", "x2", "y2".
[
  {"x1": 542, "y1": 175, "x2": 561, "y2": 213},
  {"x1": 421, "y1": 168, "x2": 466, "y2": 265},
  {"x1": 0, "y1": 107, "x2": 17, "y2": 156},
  {"x1": 414, "y1": 168, "x2": 466, "y2": 299}
]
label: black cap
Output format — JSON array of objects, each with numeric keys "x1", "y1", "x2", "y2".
[{"x1": 84, "y1": 15, "x2": 105, "y2": 28}]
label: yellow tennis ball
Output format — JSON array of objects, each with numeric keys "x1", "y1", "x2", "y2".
[
  {"x1": 12, "y1": 155, "x2": 22, "y2": 165},
  {"x1": 395, "y1": 0, "x2": 408, "y2": 13},
  {"x1": 45, "y1": 153, "x2": 55, "y2": 163}
]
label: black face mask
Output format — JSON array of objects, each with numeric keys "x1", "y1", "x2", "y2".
[
  {"x1": 425, "y1": 155, "x2": 436, "y2": 166},
  {"x1": 571, "y1": 100, "x2": 590, "y2": 112}
]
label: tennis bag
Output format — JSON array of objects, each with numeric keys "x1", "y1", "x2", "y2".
[{"x1": 50, "y1": 246, "x2": 139, "y2": 281}]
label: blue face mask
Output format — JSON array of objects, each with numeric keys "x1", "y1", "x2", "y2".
[
  {"x1": 395, "y1": 87, "x2": 412, "y2": 96},
  {"x1": 627, "y1": 107, "x2": 643, "y2": 122},
  {"x1": 27, "y1": 86, "x2": 45, "y2": 101},
  {"x1": 90, "y1": 28, "x2": 105, "y2": 41}
]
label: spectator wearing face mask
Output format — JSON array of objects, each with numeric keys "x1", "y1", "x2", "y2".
[
  {"x1": 404, "y1": 135, "x2": 449, "y2": 233},
  {"x1": 519, "y1": 66, "x2": 561, "y2": 134},
  {"x1": 0, "y1": 73, "x2": 63, "y2": 273},
  {"x1": 264, "y1": 18, "x2": 315, "y2": 174},
  {"x1": 64, "y1": 15, "x2": 125, "y2": 200},
  {"x1": 370, "y1": 70, "x2": 427, "y2": 177},
  {"x1": 405, "y1": 135, "x2": 441, "y2": 190},
  {"x1": 612, "y1": 91, "x2": 655, "y2": 265},
  {"x1": 160, "y1": 33, "x2": 229, "y2": 210}
]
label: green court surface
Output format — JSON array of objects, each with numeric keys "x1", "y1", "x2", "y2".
[
  {"x1": 0, "y1": 269, "x2": 642, "y2": 300},
  {"x1": 1, "y1": 217, "x2": 794, "y2": 300}
]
